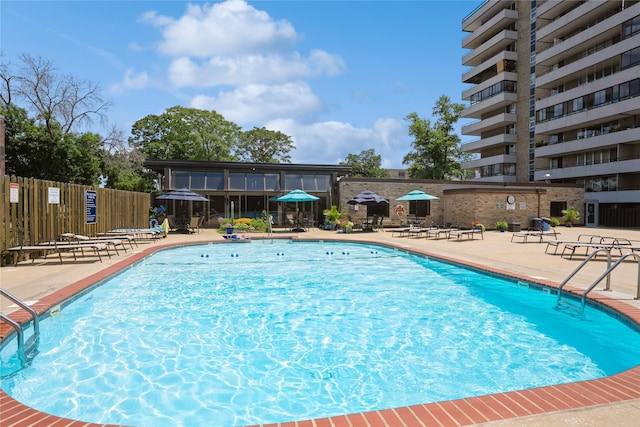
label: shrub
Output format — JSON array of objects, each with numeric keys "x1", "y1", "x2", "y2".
[{"x1": 495, "y1": 220, "x2": 508, "y2": 231}]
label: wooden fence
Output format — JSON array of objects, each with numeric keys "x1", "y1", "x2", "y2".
[{"x1": 1, "y1": 176, "x2": 151, "y2": 265}]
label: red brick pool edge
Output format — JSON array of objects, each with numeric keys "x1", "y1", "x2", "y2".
[{"x1": 2, "y1": 239, "x2": 639, "y2": 427}]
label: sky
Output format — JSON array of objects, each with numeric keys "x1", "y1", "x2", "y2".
[{"x1": 2, "y1": 0, "x2": 480, "y2": 168}]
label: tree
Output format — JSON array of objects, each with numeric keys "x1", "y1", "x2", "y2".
[
  {"x1": 402, "y1": 95, "x2": 466, "y2": 180},
  {"x1": 101, "y1": 127, "x2": 156, "y2": 191},
  {"x1": 129, "y1": 106, "x2": 241, "y2": 161},
  {"x1": 2, "y1": 102, "x2": 104, "y2": 184},
  {"x1": 340, "y1": 149, "x2": 390, "y2": 178},
  {"x1": 11, "y1": 54, "x2": 112, "y2": 138},
  {"x1": 236, "y1": 127, "x2": 294, "y2": 163},
  {"x1": 1, "y1": 54, "x2": 112, "y2": 184}
]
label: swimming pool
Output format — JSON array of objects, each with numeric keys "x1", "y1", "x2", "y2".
[{"x1": 2, "y1": 240, "x2": 640, "y2": 427}]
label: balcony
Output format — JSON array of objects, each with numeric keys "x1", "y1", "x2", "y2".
[
  {"x1": 462, "y1": 9, "x2": 518, "y2": 49},
  {"x1": 534, "y1": 157, "x2": 640, "y2": 181},
  {"x1": 536, "y1": 0, "x2": 578, "y2": 22},
  {"x1": 462, "y1": 154, "x2": 516, "y2": 170},
  {"x1": 536, "y1": 35, "x2": 640, "y2": 87},
  {"x1": 536, "y1": 1, "x2": 611, "y2": 44},
  {"x1": 462, "y1": 133, "x2": 517, "y2": 153},
  {"x1": 462, "y1": 112, "x2": 517, "y2": 136},
  {"x1": 536, "y1": 128, "x2": 640, "y2": 158},
  {"x1": 462, "y1": 30, "x2": 517, "y2": 67},
  {"x1": 535, "y1": 97, "x2": 640, "y2": 134},
  {"x1": 462, "y1": 51, "x2": 517, "y2": 84},
  {"x1": 462, "y1": 92, "x2": 517, "y2": 119}
]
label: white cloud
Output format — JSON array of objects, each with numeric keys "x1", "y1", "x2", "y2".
[
  {"x1": 168, "y1": 50, "x2": 346, "y2": 88},
  {"x1": 110, "y1": 69, "x2": 150, "y2": 95},
  {"x1": 142, "y1": 0, "x2": 296, "y2": 57},
  {"x1": 265, "y1": 118, "x2": 410, "y2": 168},
  {"x1": 190, "y1": 82, "x2": 323, "y2": 124}
]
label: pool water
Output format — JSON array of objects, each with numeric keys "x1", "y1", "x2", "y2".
[{"x1": 2, "y1": 240, "x2": 640, "y2": 427}]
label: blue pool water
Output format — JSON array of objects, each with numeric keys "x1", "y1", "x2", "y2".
[{"x1": 2, "y1": 240, "x2": 640, "y2": 427}]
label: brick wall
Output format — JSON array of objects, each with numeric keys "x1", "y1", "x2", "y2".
[{"x1": 338, "y1": 178, "x2": 584, "y2": 229}]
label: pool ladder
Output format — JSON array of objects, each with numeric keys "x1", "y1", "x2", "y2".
[
  {"x1": 556, "y1": 249, "x2": 640, "y2": 315},
  {"x1": 0, "y1": 288, "x2": 40, "y2": 367}
]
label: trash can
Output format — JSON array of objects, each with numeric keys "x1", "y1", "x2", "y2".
[
  {"x1": 531, "y1": 218, "x2": 542, "y2": 231},
  {"x1": 508, "y1": 222, "x2": 520, "y2": 232},
  {"x1": 541, "y1": 217, "x2": 551, "y2": 231}
]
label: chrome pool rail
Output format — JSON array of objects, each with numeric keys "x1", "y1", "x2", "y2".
[{"x1": 0, "y1": 288, "x2": 40, "y2": 367}]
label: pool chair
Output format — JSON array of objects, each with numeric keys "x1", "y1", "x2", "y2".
[{"x1": 187, "y1": 216, "x2": 202, "y2": 234}]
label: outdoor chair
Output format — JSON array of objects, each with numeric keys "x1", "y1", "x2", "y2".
[{"x1": 187, "y1": 216, "x2": 201, "y2": 234}]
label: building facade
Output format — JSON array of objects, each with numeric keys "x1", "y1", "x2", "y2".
[
  {"x1": 461, "y1": 0, "x2": 640, "y2": 227},
  {"x1": 144, "y1": 160, "x2": 351, "y2": 227}
]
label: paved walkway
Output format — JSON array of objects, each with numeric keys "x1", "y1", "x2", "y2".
[{"x1": 2, "y1": 225, "x2": 640, "y2": 426}]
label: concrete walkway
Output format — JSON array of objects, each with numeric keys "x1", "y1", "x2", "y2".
[{"x1": 2, "y1": 225, "x2": 640, "y2": 426}]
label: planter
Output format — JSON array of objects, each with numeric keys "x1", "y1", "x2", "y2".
[{"x1": 226, "y1": 227, "x2": 235, "y2": 234}]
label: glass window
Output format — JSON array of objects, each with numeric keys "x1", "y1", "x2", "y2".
[
  {"x1": 229, "y1": 173, "x2": 246, "y2": 190},
  {"x1": 572, "y1": 98, "x2": 583, "y2": 113},
  {"x1": 173, "y1": 171, "x2": 189, "y2": 188},
  {"x1": 302, "y1": 175, "x2": 316, "y2": 191},
  {"x1": 316, "y1": 175, "x2": 330, "y2": 191},
  {"x1": 190, "y1": 172, "x2": 205, "y2": 189},
  {"x1": 594, "y1": 90, "x2": 606, "y2": 106},
  {"x1": 247, "y1": 174, "x2": 264, "y2": 191},
  {"x1": 285, "y1": 174, "x2": 303, "y2": 190},
  {"x1": 206, "y1": 172, "x2": 224, "y2": 190},
  {"x1": 553, "y1": 104, "x2": 563, "y2": 118},
  {"x1": 264, "y1": 174, "x2": 280, "y2": 191}
]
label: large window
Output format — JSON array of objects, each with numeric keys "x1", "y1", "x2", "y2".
[
  {"x1": 284, "y1": 174, "x2": 330, "y2": 191},
  {"x1": 206, "y1": 172, "x2": 224, "y2": 190}
]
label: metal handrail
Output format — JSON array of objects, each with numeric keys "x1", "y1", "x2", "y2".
[
  {"x1": 580, "y1": 253, "x2": 640, "y2": 313},
  {"x1": 0, "y1": 288, "x2": 40, "y2": 366},
  {"x1": 556, "y1": 247, "x2": 612, "y2": 304},
  {"x1": 0, "y1": 313, "x2": 26, "y2": 365}
]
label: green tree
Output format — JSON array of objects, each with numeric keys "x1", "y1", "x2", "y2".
[
  {"x1": 340, "y1": 149, "x2": 390, "y2": 178},
  {"x1": 101, "y1": 126, "x2": 155, "y2": 191},
  {"x1": 129, "y1": 106, "x2": 241, "y2": 161},
  {"x1": 402, "y1": 95, "x2": 466, "y2": 180},
  {"x1": 236, "y1": 127, "x2": 294, "y2": 163},
  {"x1": 1, "y1": 54, "x2": 111, "y2": 184}
]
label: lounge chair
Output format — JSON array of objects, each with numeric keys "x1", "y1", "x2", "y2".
[
  {"x1": 58, "y1": 233, "x2": 128, "y2": 255},
  {"x1": 449, "y1": 227, "x2": 484, "y2": 241},
  {"x1": 7, "y1": 240, "x2": 107, "y2": 264}
]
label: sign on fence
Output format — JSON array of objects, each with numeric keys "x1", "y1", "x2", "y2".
[
  {"x1": 86, "y1": 190, "x2": 97, "y2": 224},
  {"x1": 48, "y1": 187, "x2": 60, "y2": 204},
  {"x1": 10, "y1": 183, "x2": 19, "y2": 203}
]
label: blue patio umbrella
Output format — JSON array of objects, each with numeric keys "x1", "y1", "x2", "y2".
[
  {"x1": 396, "y1": 189, "x2": 439, "y2": 201},
  {"x1": 276, "y1": 189, "x2": 319, "y2": 231},
  {"x1": 156, "y1": 188, "x2": 209, "y2": 202},
  {"x1": 347, "y1": 189, "x2": 388, "y2": 205}
]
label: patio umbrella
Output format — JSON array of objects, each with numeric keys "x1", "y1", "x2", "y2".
[
  {"x1": 347, "y1": 189, "x2": 388, "y2": 205},
  {"x1": 275, "y1": 189, "x2": 319, "y2": 202},
  {"x1": 396, "y1": 189, "x2": 439, "y2": 201},
  {"x1": 156, "y1": 188, "x2": 209, "y2": 202},
  {"x1": 276, "y1": 189, "x2": 319, "y2": 231}
]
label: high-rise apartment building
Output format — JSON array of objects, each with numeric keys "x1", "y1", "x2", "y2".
[{"x1": 460, "y1": 0, "x2": 640, "y2": 227}]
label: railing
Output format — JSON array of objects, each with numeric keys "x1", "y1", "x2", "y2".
[
  {"x1": 557, "y1": 248, "x2": 640, "y2": 314},
  {"x1": 0, "y1": 288, "x2": 40, "y2": 367}
]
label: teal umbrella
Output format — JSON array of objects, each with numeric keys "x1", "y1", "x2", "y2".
[
  {"x1": 276, "y1": 189, "x2": 319, "y2": 202},
  {"x1": 396, "y1": 189, "x2": 439, "y2": 201},
  {"x1": 276, "y1": 189, "x2": 319, "y2": 231}
]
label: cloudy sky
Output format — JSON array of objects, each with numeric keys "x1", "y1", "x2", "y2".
[{"x1": 2, "y1": 0, "x2": 478, "y2": 168}]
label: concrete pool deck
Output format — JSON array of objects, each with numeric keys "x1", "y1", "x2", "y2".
[{"x1": 1, "y1": 225, "x2": 640, "y2": 426}]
